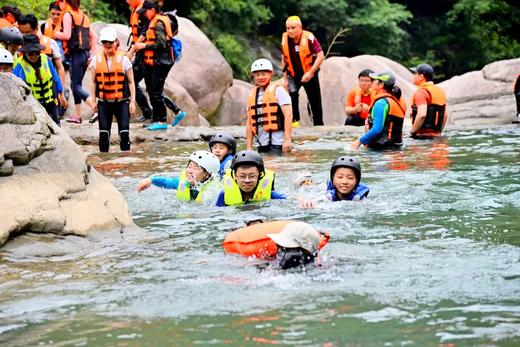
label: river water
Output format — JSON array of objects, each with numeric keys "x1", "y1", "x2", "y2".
[{"x1": 1, "y1": 126, "x2": 519, "y2": 346}]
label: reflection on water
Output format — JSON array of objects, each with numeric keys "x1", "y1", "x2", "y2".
[{"x1": 1, "y1": 126, "x2": 520, "y2": 346}]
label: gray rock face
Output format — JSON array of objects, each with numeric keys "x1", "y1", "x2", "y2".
[
  {"x1": 0, "y1": 73, "x2": 133, "y2": 248},
  {"x1": 212, "y1": 79, "x2": 253, "y2": 126}
]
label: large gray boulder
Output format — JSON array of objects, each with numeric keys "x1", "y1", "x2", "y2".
[
  {"x1": 212, "y1": 79, "x2": 253, "y2": 126},
  {"x1": 439, "y1": 58, "x2": 519, "y2": 125},
  {"x1": 0, "y1": 73, "x2": 133, "y2": 248}
]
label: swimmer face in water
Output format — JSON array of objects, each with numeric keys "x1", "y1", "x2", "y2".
[
  {"x1": 235, "y1": 165, "x2": 260, "y2": 193},
  {"x1": 210, "y1": 142, "x2": 231, "y2": 162},
  {"x1": 186, "y1": 160, "x2": 210, "y2": 185},
  {"x1": 332, "y1": 167, "x2": 357, "y2": 196}
]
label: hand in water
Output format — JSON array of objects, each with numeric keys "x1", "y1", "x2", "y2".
[{"x1": 136, "y1": 178, "x2": 152, "y2": 192}]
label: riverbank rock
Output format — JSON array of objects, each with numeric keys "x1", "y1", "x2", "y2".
[
  {"x1": 0, "y1": 74, "x2": 133, "y2": 249},
  {"x1": 439, "y1": 58, "x2": 519, "y2": 125},
  {"x1": 212, "y1": 79, "x2": 253, "y2": 126}
]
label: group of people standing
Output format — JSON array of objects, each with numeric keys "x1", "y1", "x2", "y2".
[{"x1": 0, "y1": 0, "x2": 186, "y2": 153}]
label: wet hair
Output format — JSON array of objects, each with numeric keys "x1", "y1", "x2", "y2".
[
  {"x1": 382, "y1": 82, "x2": 394, "y2": 93},
  {"x1": 18, "y1": 14, "x2": 38, "y2": 31},
  {"x1": 49, "y1": 2, "x2": 61, "y2": 11},
  {"x1": 358, "y1": 69, "x2": 374, "y2": 79},
  {"x1": 0, "y1": 5, "x2": 21, "y2": 22},
  {"x1": 392, "y1": 85, "x2": 402, "y2": 99}
]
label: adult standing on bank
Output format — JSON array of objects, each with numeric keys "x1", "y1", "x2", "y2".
[
  {"x1": 54, "y1": 0, "x2": 97, "y2": 124},
  {"x1": 86, "y1": 27, "x2": 136, "y2": 152},
  {"x1": 281, "y1": 16, "x2": 324, "y2": 127},
  {"x1": 409, "y1": 63, "x2": 448, "y2": 138}
]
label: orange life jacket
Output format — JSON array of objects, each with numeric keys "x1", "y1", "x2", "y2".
[
  {"x1": 129, "y1": 0, "x2": 144, "y2": 44},
  {"x1": 353, "y1": 87, "x2": 376, "y2": 120},
  {"x1": 367, "y1": 92, "x2": 406, "y2": 148},
  {"x1": 62, "y1": 9, "x2": 90, "y2": 54},
  {"x1": 247, "y1": 83, "x2": 285, "y2": 135},
  {"x1": 281, "y1": 30, "x2": 314, "y2": 77},
  {"x1": 0, "y1": 17, "x2": 13, "y2": 29},
  {"x1": 222, "y1": 220, "x2": 330, "y2": 259},
  {"x1": 42, "y1": 18, "x2": 61, "y2": 39},
  {"x1": 143, "y1": 14, "x2": 173, "y2": 66},
  {"x1": 94, "y1": 50, "x2": 130, "y2": 101},
  {"x1": 411, "y1": 82, "x2": 447, "y2": 138}
]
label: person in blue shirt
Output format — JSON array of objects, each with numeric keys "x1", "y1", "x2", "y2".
[
  {"x1": 299, "y1": 156, "x2": 369, "y2": 208},
  {"x1": 208, "y1": 131, "x2": 236, "y2": 178},
  {"x1": 13, "y1": 34, "x2": 66, "y2": 125},
  {"x1": 136, "y1": 150, "x2": 221, "y2": 202},
  {"x1": 351, "y1": 71, "x2": 406, "y2": 150},
  {"x1": 215, "y1": 150, "x2": 286, "y2": 207}
]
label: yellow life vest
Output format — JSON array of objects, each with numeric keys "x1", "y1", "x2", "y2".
[
  {"x1": 223, "y1": 169, "x2": 274, "y2": 206},
  {"x1": 19, "y1": 54, "x2": 55, "y2": 104},
  {"x1": 175, "y1": 169, "x2": 213, "y2": 203}
]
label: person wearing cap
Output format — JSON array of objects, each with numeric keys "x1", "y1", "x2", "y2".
[
  {"x1": 18, "y1": 14, "x2": 66, "y2": 91},
  {"x1": 281, "y1": 15, "x2": 324, "y2": 127},
  {"x1": 0, "y1": 48, "x2": 13, "y2": 72},
  {"x1": 208, "y1": 131, "x2": 237, "y2": 178},
  {"x1": 13, "y1": 34, "x2": 66, "y2": 125},
  {"x1": 267, "y1": 221, "x2": 321, "y2": 270},
  {"x1": 215, "y1": 150, "x2": 286, "y2": 207},
  {"x1": 84, "y1": 27, "x2": 136, "y2": 152},
  {"x1": 54, "y1": 0, "x2": 97, "y2": 124},
  {"x1": 351, "y1": 71, "x2": 406, "y2": 150},
  {"x1": 0, "y1": 26, "x2": 23, "y2": 56},
  {"x1": 247, "y1": 58, "x2": 293, "y2": 154},
  {"x1": 344, "y1": 69, "x2": 376, "y2": 127},
  {"x1": 137, "y1": 150, "x2": 221, "y2": 203},
  {"x1": 409, "y1": 63, "x2": 447, "y2": 138}
]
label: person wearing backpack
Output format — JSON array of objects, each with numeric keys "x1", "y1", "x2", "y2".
[
  {"x1": 132, "y1": 0, "x2": 185, "y2": 131},
  {"x1": 55, "y1": 0, "x2": 97, "y2": 124}
]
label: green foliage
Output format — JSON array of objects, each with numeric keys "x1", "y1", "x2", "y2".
[
  {"x1": 13, "y1": 0, "x2": 118, "y2": 23},
  {"x1": 214, "y1": 34, "x2": 254, "y2": 81},
  {"x1": 11, "y1": 0, "x2": 49, "y2": 20}
]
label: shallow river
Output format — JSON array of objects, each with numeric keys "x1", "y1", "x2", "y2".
[{"x1": 1, "y1": 126, "x2": 519, "y2": 346}]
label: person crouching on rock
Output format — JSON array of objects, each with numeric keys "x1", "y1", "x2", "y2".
[
  {"x1": 267, "y1": 221, "x2": 321, "y2": 270},
  {"x1": 208, "y1": 131, "x2": 237, "y2": 178},
  {"x1": 85, "y1": 27, "x2": 136, "y2": 153},
  {"x1": 12, "y1": 34, "x2": 66, "y2": 125},
  {"x1": 215, "y1": 150, "x2": 287, "y2": 207},
  {"x1": 137, "y1": 150, "x2": 221, "y2": 203},
  {"x1": 246, "y1": 58, "x2": 292, "y2": 155}
]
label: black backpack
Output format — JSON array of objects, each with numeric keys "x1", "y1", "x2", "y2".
[{"x1": 69, "y1": 13, "x2": 90, "y2": 52}]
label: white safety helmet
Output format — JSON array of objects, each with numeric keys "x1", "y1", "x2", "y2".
[
  {"x1": 251, "y1": 58, "x2": 273, "y2": 73},
  {"x1": 0, "y1": 48, "x2": 13, "y2": 65},
  {"x1": 98, "y1": 27, "x2": 118, "y2": 43},
  {"x1": 188, "y1": 150, "x2": 220, "y2": 177}
]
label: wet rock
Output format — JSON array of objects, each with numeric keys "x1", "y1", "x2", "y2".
[
  {"x1": 212, "y1": 79, "x2": 253, "y2": 126},
  {"x1": 0, "y1": 74, "x2": 133, "y2": 249}
]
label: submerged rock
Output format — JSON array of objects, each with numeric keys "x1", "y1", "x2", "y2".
[{"x1": 0, "y1": 73, "x2": 134, "y2": 248}]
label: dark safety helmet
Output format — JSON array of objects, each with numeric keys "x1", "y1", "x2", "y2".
[
  {"x1": 0, "y1": 27, "x2": 23, "y2": 45},
  {"x1": 208, "y1": 131, "x2": 237, "y2": 155},
  {"x1": 231, "y1": 150, "x2": 264, "y2": 174},
  {"x1": 330, "y1": 156, "x2": 361, "y2": 183},
  {"x1": 410, "y1": 63, "x2": 434, "y2": 81}
]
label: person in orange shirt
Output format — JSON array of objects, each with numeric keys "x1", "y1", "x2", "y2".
[
  {"x1": 344, "y1": 69, "x2": 375, "y2": 126},
  {"x1": 0, "y1": 5, "x2": 21, "y2": 29},
  {"x1": 409, "y1": 63, "x2": 448, "y2": 138}
]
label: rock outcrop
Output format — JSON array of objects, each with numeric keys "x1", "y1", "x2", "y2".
[{"x1": 0, "y1": 73, "x2": 133, "y2": 248}]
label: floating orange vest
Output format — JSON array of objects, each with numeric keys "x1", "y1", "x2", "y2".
[
  {"x1": 368, "y1": 92, "x2": 406, "y2": 148},
  {"x1": 223, "y1": 220, "x2": 330, "y2": 259},
  {"x1": 129, "y1": 0, "x2": 144, "y2": 44},
  {"x1": 247, "y1": 83, "x2": 285, "y2": 135},
  {"x1": 411, "y1": 82, "x2": 447, "y2": 138},
  {"x1": 143, "y1": 14, "x2": 173, "y2": 66},
  {"x1": 94, "y1": 51, "x2": 129, "y2": 101},
  {"x1": 281, "y1": 30, "x2": 314, "y2": 77}
]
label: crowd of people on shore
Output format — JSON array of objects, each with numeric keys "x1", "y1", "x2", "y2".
[{"x1": 1, "y1": 2, "x2": 518, "y2": 269}]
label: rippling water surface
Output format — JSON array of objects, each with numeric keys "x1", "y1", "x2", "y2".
[{"x1": 1, "y1": 126, "x2": 519, "y2": 346}]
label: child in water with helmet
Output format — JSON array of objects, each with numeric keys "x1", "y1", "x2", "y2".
[
  {"x1": 137, "y1": 150, "x2": 221, "y2": 202},
  {"x1": 208, "y1": 131, "x2": 237, "y2": 178},
  {"x1": 299, "y1": 156, "x2": 369, "y2": 208}
]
